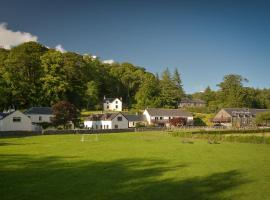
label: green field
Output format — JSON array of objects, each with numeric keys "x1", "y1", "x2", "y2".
[{"x1": 1, "y1": 132, "x2": 270, "y2": 200}]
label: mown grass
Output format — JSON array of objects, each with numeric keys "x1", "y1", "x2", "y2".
[{"x1": 1, "y1": 132, "x2": 270, "y2": 200}]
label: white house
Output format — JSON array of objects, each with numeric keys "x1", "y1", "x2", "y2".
[
  {"x1": 24, "y1": 107, "x2": 54, "y2": 123},
  {"x1": 0, "y1": 110, "x2": 34, "y2": 131},
  {"x1": 84, "y1": 112, "x2": 128, "y2": 130},
  {"x1": 103, "y1": 97, "x2": 122, "y2": 112},
  {"x1": 143, "y1": 108, "x2": 194, "y2": 126}
]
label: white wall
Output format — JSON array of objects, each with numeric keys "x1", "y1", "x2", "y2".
[
  {"x1": 27, "y1": 114, "x2": 53, "y2": 123},
  {"x1": 103, "y1": 98, "x2": 122, "y2": 111},
  {"x1": 0, "y1": 111, "x2": 33, "y2": 131},
  {"x1": 111, "y1": 113, "x2": 128, "y2": 129},
  {"x1": 143, "y1": 110, "x2": 151, "y2": 124},
  {"x1": 84, "y1": 113, "x2": 128, "y2": 129}
]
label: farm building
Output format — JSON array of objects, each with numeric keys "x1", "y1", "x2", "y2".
[
  {"x1": 212, "y1": 108, "x2": 270, "y2": 128},
  {"x1": 143, "y1": 108, "x2": 193, "y2": 126}
]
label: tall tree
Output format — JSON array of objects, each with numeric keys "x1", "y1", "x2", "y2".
[{"x1": 4, "y1": 42, "x2": 48, "y2": 108}]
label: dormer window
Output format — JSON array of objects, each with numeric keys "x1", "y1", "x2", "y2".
[{"x1": 116, "y1": 101, "x2": 118, "y2": 104}]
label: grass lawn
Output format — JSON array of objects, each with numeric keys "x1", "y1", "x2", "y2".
[{"x1": 1, "y1": 132, "x2": 270, "y2": 200}]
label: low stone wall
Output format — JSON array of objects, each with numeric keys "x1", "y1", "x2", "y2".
[
  {"x1": 42, "y1": 128, "x2": 135, "y2": 135},
  {"x1": 0, "y1": 131, "x2": 42, "y2": 137}
]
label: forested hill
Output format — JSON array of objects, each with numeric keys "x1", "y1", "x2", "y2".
[
  {"x1": 1, "y1": 42, "x2": 269, "y2": 112},
  {"x1": 0, "y1": 42, "x2": 184, "y2": 110}
]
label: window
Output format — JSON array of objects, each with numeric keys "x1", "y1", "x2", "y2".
[
  {"x1": 13, "y1": 117, "x2": 21, "y2": 122},
  {"x1": 39, "y1": 116, "x2": 42, "y2": 121},
  {"x1": 107, "y1": 105, "x2": 109, "y2": 109},
  {"x1": 116, "y1": 105, "x2": 118, "y2": 109},
  {"x1": 160, "y1": 117, "x2": 163, "y2": 120},
  {"x1": 117, "y1": 116, "x2": 122, "y2": 121},
  {"x1": 115, "y1": 125, "x2": 118, "y2": 129},
  {"x1": 100, "y1": 125, "x2": 102, "y2": 129},
  {"x1": 107, "y1": 125, "x2": 109, "y2": 129},
  {"x1": 96, "y1": 125, "x2": 98, "y2": 129},
  {"x1": 116, "y1": 101, "x2": 118, "y2": 104}
]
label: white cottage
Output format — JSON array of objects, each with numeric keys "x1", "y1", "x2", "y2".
[
  {"x1": 0, "y1": 110, "x2": 34, "y2": 131},
  {"x1": 24, "y1": 107, "x2": 54, "y2": 124},
  {"x1": 103, "y1": 97, "x2": 122, "y2": 112},
  {"x1": 143, "y1": 108, "x2": 194, "y2": 126},
  {"x1": 84, "y1": 112, "x2": 128, "y2": 130}
]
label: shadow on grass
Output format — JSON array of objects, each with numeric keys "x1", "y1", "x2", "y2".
[{"x1": 0, "y1": 154, "x2": 248, "y2": 200}]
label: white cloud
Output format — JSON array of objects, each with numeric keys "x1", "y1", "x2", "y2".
[
  {"x1": 102, "y1": 59, "x2": 114, "y2": 64},
  {"x1": 55, "y1": 44, "x2": 66, "y2": 53},
  {"x1": 0, "y1": 23, "x2": 38, "y2": 49}
]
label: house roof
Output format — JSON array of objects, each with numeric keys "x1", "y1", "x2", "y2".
[
  {"x1": 145, "y1": 108, "x2": 193, "y2": 117},
  {"x1": 180, "y1": 98, "x2": 206, "y2": 104},
  {"x1": 223, "y1": 108, "x2": 270, "y2": 116},
  {"x1": 123, "y1": 114, "x2": 145, "y2": 121},
  {"x1": 24, "y1": 107, "x2": 53, "y2": 115},
  {"x1": 103, "y1": 97, "x2": 121, "y2": 103},
  {"x1": 87, "y1": 112, "x2": 126, "y2": 121},
  {"x1": 0, "y1": 111, "x2": 15, "y2": 120}
]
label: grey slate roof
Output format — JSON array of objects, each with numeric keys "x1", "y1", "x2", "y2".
[
  {"x1": 223, "y1": 108, "x2": 269, "y2": 116},
  {"x1": 123, "y1": 114, "x2": 145, "y2": 121},
  {"x1": 145, "y1": 108, "x2": 193, "y2": 117},
  {"x1": 0, "y1": 111, "x2": 14, "y2": 120},
  {"x1": 24, "y1": 107, "x2": 53, "y2": 115},
  {"x1": 103, "y1": 98, "x2": 121, "y2": 103},
  {"x1": 87, "y1": 112, "x2": 126, "y2": 121}
]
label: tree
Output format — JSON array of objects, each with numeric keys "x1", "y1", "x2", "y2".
[
  {"x1": 52, "y1": 101, "x2": 79, "y2": 128},
  {"x1": 217, "y1": 74, "x2": 248, "y2": 108},
  {"x1": 159, "y1": 68, "x2": 183, "y2": 108},
  {"x1": 172, "y1": 68, "x2": 184, "y2": 99},
  {"x1": 135, "y1": 74, "x2": 161, "y2": 108},
  {"x1": 4, "y1": 42, "x2": 48, "y2": 108},
  {"x1": 40, "y1": 50, "x2": 68, "y2": 105},
  {"x1": 84, "y1": 81, "x2": 99, "y2": 109}
]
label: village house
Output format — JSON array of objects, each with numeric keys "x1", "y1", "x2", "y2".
[
  {"x1": 124, "y1": 114, "x2": 146, "y2": 128},
  {"x1": 0, "y1": 110, "x2": 35, "y2": 131},
  {"x1": 84, "y1": 112, "x2": 128, "y2": 130},
  {"x1": 178, "y1": 98, "x2": 206, "y2": 108},
  {"x1": 24, "y1": 107, "x2": 54, "y2": 124},
  {"x1": 212, "y1": 108, "x2": 269, "y2": 128},
  {"x1": 103, "y1": 97, "x2": 123, "y2": 112},
  {"x1": 143, "y1": 108, "x2": 194, "y2": 126}
]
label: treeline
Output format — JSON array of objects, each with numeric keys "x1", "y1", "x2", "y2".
[
  {"x1": 0, "y1": 42, "x2": 269, "y2": 112},
  {"x1": 0, "y1": 42, "x2": 184, "y2": 110},
  {"x1": 191, "y1": 74, "x2": 270, "y2": 113}
]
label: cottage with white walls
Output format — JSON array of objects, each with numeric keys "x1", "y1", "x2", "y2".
[
  {"x1": 84, "y1": 112, "x2": 128, "y2": 129},
  {"x1": 143, "y1": 108, "x2": 194, "y2": 126},
  {"x1": 103, "y1": 97, "x2": 122, "y2": 112},
  {"x1": 0, "y1": 110, "x2": 35, "y2": 131},
  {"x1": 24, "y1": 107, "x2": 54, "y2": 124},
  {"x1": 124, "y1": 114, "x2": 146, "y2": 128}
]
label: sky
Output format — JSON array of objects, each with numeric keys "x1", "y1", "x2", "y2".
[{"x1": 0, "y1": 0, "x2": 270, "y2": 93}]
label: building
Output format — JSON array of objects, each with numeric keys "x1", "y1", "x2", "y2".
[
  {"x1": 178, "y1": 98, "x2": 206, "y2": 108},
  {"x1": 143, "y1": 108, "x2": 194, "y2": 126},
  {"x1": 212, "y1": 108, "x2": 270, "y2": 127},
  {"x1": 103, "y1": 97, "x2": 122, "y2": 112},
  {"x1": 84, "y1": 112, "x2": 128, "y2": 129},
  {"x1": 24, "y1": 107, "x2": 54, "y2": 124},
  {"x1": 0, "y1": 110, "x2": 34, "y2": 131},
  {"x1": 124, "y1": 114, "x2": 146, "y2": 128}
]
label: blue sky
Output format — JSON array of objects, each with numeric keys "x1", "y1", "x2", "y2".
[{"x1": 0, "y1": 0, "x2": 270, "y2": 93}]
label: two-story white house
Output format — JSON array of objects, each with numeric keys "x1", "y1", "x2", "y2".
[
  {"x1": 0, "y1": 110, "x2": 34, "y2": 131},
  {"x1": 84, "y1": 112, "x2": 128, "y2": 129},
  {"x1": 143, "y1": 108, "x2": 194, "y2": 126},
  {"x1": 24, "y1": 107, "x2": 54, "y2": 124},
  {"x1": 103, "y1": 97, "x2": 123, "y2": 112}
]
